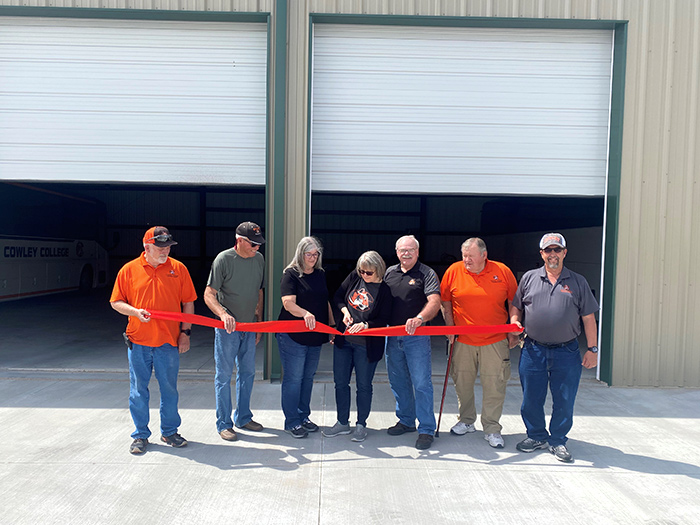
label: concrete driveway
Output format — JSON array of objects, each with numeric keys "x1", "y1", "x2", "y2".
[{"x1": 1, "y1": 291, "x2": 699, "y2": 524}]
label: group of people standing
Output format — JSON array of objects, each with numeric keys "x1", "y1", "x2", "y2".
[{"x1": 111, "y1": 224, "x2": 599, "y2": 463}]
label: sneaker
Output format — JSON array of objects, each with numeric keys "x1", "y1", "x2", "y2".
[
  {"x1": 219, "y1": 428, "x2": 238, "y2": 441},
  {"x1": 516, "y1": 437, "x2": 548, "y2": 453},
  {"x1": 237, "y1": 420, "x2": 263, "y2": 432},
  {"x1": 550, "y1": 444, "x2": 573, "y2": 463},
  {"x1": 450, "y1": 421, "x2": 476, "y2": 435},
  {"x1": 387, "y1": 422, "x2": 417, "y2": 436},
  {"x1": 129, "y1": 438, "x2": 148, "y2": 454},
  {"x1": 415, "y1": 433, "x2": 434, "y2": 450},
  {"x1": 161, "y1": 433, "x2": 188, "y2": 448},
  {"x1": 286, "y1": 425, "x2": 308, "y2": 439},
  {"x1": 484, "y1": 433, "x2": 505, "y2": 448},
  {"x1": 322, "y1": 421, "x2": 351, "y2": 437},
  {"x1": 351, "y1": 424, "x2": 368, "y2": 442},
  {"x1": 302, "y1": 419, "x2": 319, "y2": 432}
]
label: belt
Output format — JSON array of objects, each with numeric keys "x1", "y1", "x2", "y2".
[{"x1": 526, "y1": 337, "x2": 576, "y2": 348}]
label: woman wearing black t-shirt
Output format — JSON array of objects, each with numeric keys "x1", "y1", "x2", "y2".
[
  {"x1": 323, "y1": 251, "x2": 392, "y2": 442},
  {"x1": 277, "y1": 236, "x2": 334, "y2": 438}
]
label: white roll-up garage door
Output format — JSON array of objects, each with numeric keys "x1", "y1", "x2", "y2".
[
  {"x1": 0, "y1": 16, "x2": 267, "y2": 185},
  {"x1": 311, "y1": 24, "x2": 613, "y2": 196}
]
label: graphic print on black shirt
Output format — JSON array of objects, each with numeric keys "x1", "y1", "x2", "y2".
[
  {"x1": 346, "y1": 281, "x2": 380, "y2": 324},
  {"x1": 344, "y1": 281, "x2": 380, "y2": 347},
  {"x1": 348, "y1": 286, "x2": 375, "y2": 312}
]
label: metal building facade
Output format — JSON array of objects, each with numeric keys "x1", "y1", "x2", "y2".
[
  {"x1": 2, "y1": 0, "x2": 699, "y2": 387},
  {"x1": 310, "y1": 24, "x2": 614, "y2": 196},
  {"x1": 289, "y1": 0, "x2": 700, "y2": 388},
  {"x1": 1, "y1": 17, "x2": 268, "y2": 185}
]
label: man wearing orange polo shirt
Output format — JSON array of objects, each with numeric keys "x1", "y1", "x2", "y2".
[
  {"x1": 110, "y1": 226, "x2": 197, "y2": 455},
  {"x1": 440, "y1": 237, "x2": 518, "y2": 448}
]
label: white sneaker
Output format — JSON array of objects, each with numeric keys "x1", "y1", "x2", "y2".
[
  {"x1": 484, "y1": 433, "x2": 505, "y2": 448},
  {"x1": 450, "y1": 421, "x2": 476, "y2": 435}
]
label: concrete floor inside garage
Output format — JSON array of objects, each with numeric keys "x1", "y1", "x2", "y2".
[{"x1": 1, "y1": 290, "x2": 700, "y2": 524}]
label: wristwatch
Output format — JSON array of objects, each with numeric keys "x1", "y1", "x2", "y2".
[
  {"x1": 588, "y1": 346, "x2": 598, "y2": 353},
  {"x1": 416, "y1": 314, "x2": 424, "y2": 324},
  {"x1": 180, "y1": 329, "x2": 192, "y2": 336}
]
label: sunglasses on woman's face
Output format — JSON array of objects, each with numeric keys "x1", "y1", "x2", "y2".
[{"x1": 359, "y1": 269, "x2": 375, "y2": 276}]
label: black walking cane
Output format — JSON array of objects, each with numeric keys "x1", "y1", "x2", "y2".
[{"x1": 436, "y1": 338, "x2": 456, "y2": 437}]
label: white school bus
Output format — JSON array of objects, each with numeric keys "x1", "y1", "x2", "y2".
[{"x1": 0, "y1": 235, "x2": 108, "y2": 302}]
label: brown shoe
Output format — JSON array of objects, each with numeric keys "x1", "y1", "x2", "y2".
[
  {"x1": 219, "y1": 428, "x2": 238, "y2": 441},
  {"x1": 238, "y1": 420, "x2": 263, "y2": 432}
]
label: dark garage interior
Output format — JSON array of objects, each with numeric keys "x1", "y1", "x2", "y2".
[{"x1": 2, "y1": 181, "x2": 604, "y2": 312}]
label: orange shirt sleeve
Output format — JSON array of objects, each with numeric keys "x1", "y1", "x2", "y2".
[{"x1": 440, "y1": 263, "x2": 457, "y2": 302}]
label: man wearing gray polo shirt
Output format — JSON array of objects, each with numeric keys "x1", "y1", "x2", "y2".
[
  {"x1": 509, "y1": 233, "x2": 599, "y2": 463},
  {"x1": 204, "y1": 222, "x2": 266, "y2": 442}
]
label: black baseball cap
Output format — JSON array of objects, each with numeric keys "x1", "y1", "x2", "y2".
[
  {"x1": 235, "y1": 221, "x2": 265, "y2": 245},
  {"x1": 144, "y1": 226, "x2": 178, "y2": 248}
]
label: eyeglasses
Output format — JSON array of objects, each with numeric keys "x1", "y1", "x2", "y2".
[
  {"x1": 149, "y1": 234, "x2": 172, "y2": 243},
  {"x1": 359, "y1": 269, "x2": 375, "y2": 276},
  {"x1": 397, "y1": 248, "x2": 417, "y2": 254},
  {"x1": 304, "y1": 252, "x2": 320, "y2": 258},
  {"x1": 542, "y1": 247, "x2": 564, "y2": 254},
  {"x1": 241, "y1": 236, "x2": 261, "y2": 247}
]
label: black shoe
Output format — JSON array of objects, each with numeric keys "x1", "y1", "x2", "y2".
[
  {"x1": 161, "y1": 433, "x2": 188, "y2": 448},
  {"x1": 129, "y1": 438, "x2": 148, "y2": 454},
  {"x1": 549, "y1": 445, "x2": 573, "y2": 463},
  {"x1": 302, "y1": 419, "x2": 319, "y2": 432},
  {"x1": 286, "y1": 425, "x2": 308, "y2": 439},
  {"x1": 387, "y1": 422, "x2": 417, "y2": 436},
  {"x1": 516, "y1": 437, "x2": 548, "y2": 453},
  {"x1": 416, "y1": 433, "x2": 434, "y2": 450}
]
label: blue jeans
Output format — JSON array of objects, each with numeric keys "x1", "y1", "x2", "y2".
[
  {"x1": 276, "y1": 333, "x2": 322, "y2": 430},
  {"x1": 128, "y1": 343, "x2": 181, "y2": 439},
  {"x1": 519, "y1": 338, "x2": 583, "y2": 447},
  {"x1": 385, "y1": 335, "x2": 436, "y2": 435},
  {"x1": 214, "y1": 329, "x2": 257, "y2": 432},
  {"x1": 333, "y1": 341, "x2": 379, "y2": 427}
]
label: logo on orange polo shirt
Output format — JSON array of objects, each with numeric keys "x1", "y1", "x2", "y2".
[
  {"x1": 491, "y1": 275, "x2": 501, "y2": 282},
  {"x1": 168, "y1": 270, "x2": 179, "y2": 278}
]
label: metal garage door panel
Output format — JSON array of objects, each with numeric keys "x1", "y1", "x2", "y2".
[
  {"x1": 310, "y1": 25, "x2": 613, "y2": 196},
  {"x1": 0, "y1": 17, "x2": 267, "y2": 185}
]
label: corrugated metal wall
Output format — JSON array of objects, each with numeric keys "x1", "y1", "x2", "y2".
[
  {"x1": 613, "y1": 0, "x2": 700, "y2": 387},
  {"x1": 291, "y1": 0, "x2": 700, "y2": 387},
  {"x1": 2, "y1": 0, "x2": 271, "y2": 10},
  {"x1": 2, "y1": 0, "x2": 699, "y2": 386}
]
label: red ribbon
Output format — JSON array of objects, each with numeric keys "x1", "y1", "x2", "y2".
[
  {"x1": 147, "y1": 310, "x2": 339, "y2": 335},
  {"x1": 147, "y1": 310, "x2": 522, "y2": 337},
  {"x1": 359, "y1": 324, "x2": 521, "y2": 337}
]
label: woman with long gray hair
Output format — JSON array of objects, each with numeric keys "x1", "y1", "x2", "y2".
[{"x1": 276, "y1": 236, "x2": 334, "y2": 438}]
